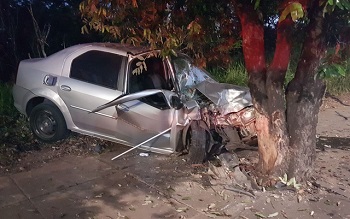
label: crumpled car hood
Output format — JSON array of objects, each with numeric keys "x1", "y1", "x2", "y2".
[{"x1": 194, "y1": 80, "x2": 253, "y2": 115}]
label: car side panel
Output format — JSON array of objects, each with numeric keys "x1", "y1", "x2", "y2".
[
  {"x1": 57, "y1": 79, "x2": 171, "y2": 150},
  {"x1": 13, "y1": 85, "x2": 32, "y2": 115},
  {"x1": 58, "y1": 77, "x2": 124, "y2": 136},
  {"x1": 12, "y1": 85, "x2": 76, "y2": 129},
  {"x1": 14, "y1": 59, "x2": 78, "y2": 131},
  {"x1": 114, "y1": 99, "x2": 174, "y2": 151}
]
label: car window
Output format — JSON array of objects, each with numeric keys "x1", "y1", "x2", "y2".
[
  {"x1": 70, "y1": 50, "x2": 124, "y2": 90},
  {"x1": 171, "y1": 55, "x2": 214, "y2": 89},
  {"x1": 128, "y1": 56, "x2": 171, "y2": 110},
  {"x1": 171, "y1": 55, "x2": 215, "y2": 99},
  {"x1": 128, "y1": 57, "x2": 169, "y2": 93}
]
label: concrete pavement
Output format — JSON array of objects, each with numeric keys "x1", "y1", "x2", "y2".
[
  {"x1": 0, "y1": 152, "x2": 196, "y2": 218},
  {"x1": 0, "y1": 149, "x2": 250, "y2": 219},
  {"x1": 2, "y1": 149, "x2": 350, "y2": 219}
]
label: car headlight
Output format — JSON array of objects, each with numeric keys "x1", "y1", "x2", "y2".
[{"x1": 242, "y1": 108, "x2": 255, "y2": 123}]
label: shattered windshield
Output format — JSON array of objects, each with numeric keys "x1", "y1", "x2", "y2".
[{"x1": 171, "y1": 55, "x2": 215, "y2": 97}]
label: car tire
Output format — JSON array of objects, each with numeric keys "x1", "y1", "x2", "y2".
[
  {"x1": 29, "y1": 103, "x2": 69, "y2": 143},
  {"x1": 188, "y1": 121, "x2": 210, "y2": 164}
]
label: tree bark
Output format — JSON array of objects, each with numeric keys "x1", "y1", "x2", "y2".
[
  {"x1": 235, "y1": 0, "x2": 328, "y2": 182},
  {"x1": 286, "y1": 2, "x2": 327, "y2": 181}
]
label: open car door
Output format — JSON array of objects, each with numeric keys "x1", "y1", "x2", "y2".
[{"x1": 91, "y1": 89, "x2": 186, "y2": 154}]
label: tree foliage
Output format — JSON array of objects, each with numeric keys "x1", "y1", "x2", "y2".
[
  {"x1": 80, "y1": 0, "x2": 349, "y2": 70},
  {"x1": 80, "y1": 0, "x2": 242, "y2": 67}
]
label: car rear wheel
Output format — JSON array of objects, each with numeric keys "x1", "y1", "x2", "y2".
[
  {"x1": 29, "y1": 103, "x2": 69, "y2": 143},
  {"x1": 188, "y1": 121, "x2": 210, "y2": 164}
]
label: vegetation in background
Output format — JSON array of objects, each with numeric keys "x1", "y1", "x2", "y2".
[
  {"x1": 323, "y1": 47, "x2": 350, "y2": 94},
  {"x1": 210, "y1": 61, "x2": 248, "y2": 86},
  {"x1": 0, "y1": 82, "x2": 30, "y2": 168},
  {"x1": 0, "y1": 83, "x2": 18, "y2": 117},
  {"x1": 0, "y1": 0, "x2": 104, "y2": 83},
  {"x1": 325, "y1": 73, "x2": 350, "y2": 94},
  {"x1": 211, "y1": 61, "x2": 350, "y2": 95}
]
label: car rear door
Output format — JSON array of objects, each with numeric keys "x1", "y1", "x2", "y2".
[{"x1": 58, "y1": 50, "x2": 128, "y2": 139}]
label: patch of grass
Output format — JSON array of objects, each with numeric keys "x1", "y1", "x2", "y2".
[
  {"x1": 0, "y1": 83, "x2": 18, "y2": 117},
  {"x1": 325, "y1": 74, "x2": 350, "y2": 95},
  {"x1": 210, "y1": 60, "x2": 350, "y2": 96},
  {"x1": 210, "y1": 61, "x2": 248, "y2": 86},
  {"x1": 210, "y1": 60, "x2": 295, "y2": 87}
]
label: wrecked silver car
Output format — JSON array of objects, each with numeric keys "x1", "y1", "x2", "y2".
[{"x1": 13, "y1": 43, "x2": 256, "y2": 162}]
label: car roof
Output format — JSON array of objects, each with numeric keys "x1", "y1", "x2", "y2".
[
  {"x1": 19, "y1": 43, "x2": 156, "y2": 77},
  {"x1": 96, "y1": 43, "x2": 153, "y2": 55},
  {"x1": 63, "y1": 43, "x2": 154, "y2": 56}
]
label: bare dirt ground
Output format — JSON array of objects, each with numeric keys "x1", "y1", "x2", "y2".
[{"x1": 0, "y1": 93, "x2": 350, "y2": 218}]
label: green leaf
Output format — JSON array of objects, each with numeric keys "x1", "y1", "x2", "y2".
[
  {"x1": 287, "y1": 177, "x2": 296, "y2": 186},
  {"x1": 254, "y1": 0, "x2": 261, "y2": 9},
  {"x1": 337, "y1": 1, "x2": 345, "y2": 9},
  {"x1": 79, "y1": 2, "x2": 84, "y2": 11},
  {"x1": 187, "y1": 20, "x2": 202, "y2": 35},
  {"x1": 81, "y1": 25, "x2": 89, "y2": 34},
  {"x1": 136, "y1": 55, "x2": 145, "y2": 61},
  {"x1": 132, "y1": 68, "x2": 139, "y2": 75},
  {"x1": 328, "y1": 0, "x2": 334, "y2": 6},
  {"x1": 342, "y1": 0, "x2": 350, "y2": 9},
  {"x1": 283, "y1": 173, "x2": 288, "y2": 182},
  {"x1": 294, "y1": 183, "x2": 302, "y2": 190},
  {"x1": 170, "y1": 49, "x2": 177, "y2": 57},
  {"x1": 143, "y1": 28, "x2": 151, "y2": 40},
  {"x1": 279, "y1": 2, "x2": 304, "y2": 23},
  {"x1": 334, "y1": 64, "x2": 346, "y2": 76}
]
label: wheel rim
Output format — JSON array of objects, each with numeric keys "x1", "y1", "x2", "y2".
[{"x1": 34, "y1": 110, "x2": 56, "y2": 138}]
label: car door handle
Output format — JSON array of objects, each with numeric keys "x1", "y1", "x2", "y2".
[
  {"x1": 60, "y1": 85, "x2": 71, "y2": 91},
  {"x1": 117, "y1": 104, "x2": 129, "y2": 112}
]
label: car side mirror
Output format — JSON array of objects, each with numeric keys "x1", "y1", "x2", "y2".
[{"x1": 170, "y1": 96, "x2": 183, "y2": 110}]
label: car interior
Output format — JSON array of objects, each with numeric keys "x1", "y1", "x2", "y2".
[{"x1": 128, "y1": 57, "x2": 173, "y2": 110}]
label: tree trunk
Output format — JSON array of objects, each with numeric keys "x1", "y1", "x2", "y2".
[
  {"x1": 286, "y1": 2, "x2": 327, "y2": 180},
  {"x1": 249, "y1": 74, "x2": 290, "y2": 178},
  {"x1": 235, "y1": 0, "x2": 327, "y2": 182},
  {"x1": 235, "y1": 2, "x2": 293, "y2": 179}
]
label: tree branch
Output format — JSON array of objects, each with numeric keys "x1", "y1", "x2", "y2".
[
  {"x1": 294, "y1": 0, "x2": 326, "y2": 83},
  {"x1": 233, "y1": 1, "x2": 266, "y2": 74},
  {"x1": 28, "y1": 5, "x2": 50, "y2": 58}
]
